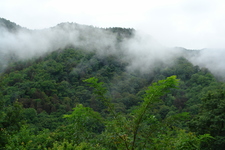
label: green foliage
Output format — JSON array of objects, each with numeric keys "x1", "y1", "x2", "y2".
[
  {"x1": 4, "y1": 126, "x2": 56, "y2": 150},
  {"x1": 81, "y1": 76, "x2": 212, "y2": 150},
  {"x1": 83, "y1": 77, "x2": 115, "y2": 115},
  {"x1": 0, "y1": 45, "x2": 222, "y2": 149},
  {"x1": 63, "y1": 104, "x2": 104, "y2": 144},
  {"x1": 0, "y1": 101, "x2": 25, "y2": 149},
  {"x1": 189, "y1": 87, "x2": 225, "y2": 149},
  {"x1": 169, "y1": 130, "x2": 212, "y2": 150},
  {"x1": 50, "y1": 140, "x2": 76, "y2": 150},
  {"x1": 130, "y1": 76, "x2": 179, "y2": 149}
]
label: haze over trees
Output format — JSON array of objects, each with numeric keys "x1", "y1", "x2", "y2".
[{"x1": 1, "y1": 18, "x2": 225, "y2": 149}]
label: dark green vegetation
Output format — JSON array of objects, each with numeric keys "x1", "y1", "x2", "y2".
[{"x1": 1, "y1": 18, "x2": 225, "y2": 149}]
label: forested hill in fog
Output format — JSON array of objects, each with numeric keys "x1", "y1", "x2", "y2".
[
  {"x1": 0, "y1": 18, "x2": 25, "y2": 32},
  {"x1": 1, "y1": 18, "x2": 225, "y2": 149},
  {"x1": 0, "y1": 18, "x2": 134, "y2": 72}
]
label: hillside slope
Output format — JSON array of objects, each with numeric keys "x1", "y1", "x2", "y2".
[{"x1": 1, "y1": 18, "x2": 225, "y2": 149}]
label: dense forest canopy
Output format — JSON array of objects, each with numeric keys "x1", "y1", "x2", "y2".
[{"x1": 1, "y1": 18, "x2": 225, "y2": 149}]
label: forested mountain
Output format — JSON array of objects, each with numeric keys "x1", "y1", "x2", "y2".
[
  {"x1": 1, "y1": 18, "x2": 225, "y2": 149},
  {"x1": 0, "y1": 18, "x2": 25, "y2": 32}
]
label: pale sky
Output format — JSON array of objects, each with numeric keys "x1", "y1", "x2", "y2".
[{"x1": 1, "y1": 0, "x2": 225, "y2": 49}]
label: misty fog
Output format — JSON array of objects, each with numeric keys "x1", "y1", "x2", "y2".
[{"x1": 0, "y1": 21, "x2": 225, "y2": 79}]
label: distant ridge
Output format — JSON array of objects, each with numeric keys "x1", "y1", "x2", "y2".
[{"x1": 0, "y1": 18, "x2": 25, "y2": 32}]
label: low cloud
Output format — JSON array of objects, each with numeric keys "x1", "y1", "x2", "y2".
[
  {"x1": 187, "y1": 49, "x2": 225, "y2": 79},
  {"x1": 1, "y1": 21, "x2": 225, "y2": 79},
  {"x1": 0, "y1": 23, "x2": 118, "y2": 59},
  {"x1": 121, "y1": 31, "x2": 183, "y2": 73}
]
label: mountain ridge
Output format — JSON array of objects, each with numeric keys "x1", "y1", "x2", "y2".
[
  {"x1": 1, "y1": 18, "x2": 225, "y2": 149},
  {"x1": 1, "y1": 17, "x2": 225, "y2": 80}
]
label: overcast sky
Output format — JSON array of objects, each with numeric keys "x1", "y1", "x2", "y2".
[{"x1": 1, "y1": 0, "x2": 225, "y2": 49}]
